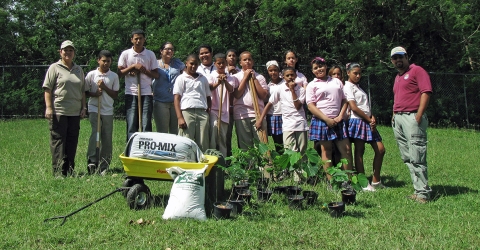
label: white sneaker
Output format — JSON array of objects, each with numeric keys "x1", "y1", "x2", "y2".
[
  {"x1": 372, "y1": 181, "x2": 388, "y2": 189},
  {"x1": 362, "y1": 183, "x2": 376, "y2": 192}
]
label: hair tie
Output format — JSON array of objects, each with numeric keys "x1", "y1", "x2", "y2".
[{"x1": 311, "y1": 57, "x2": 326, "y2": 65}]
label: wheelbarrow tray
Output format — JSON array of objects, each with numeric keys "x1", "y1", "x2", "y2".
[{"x1": 119, "y1": 153, "x2": 218, "y2": 181}]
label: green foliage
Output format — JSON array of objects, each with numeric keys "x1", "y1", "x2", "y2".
[
  {"x1": 271, "y1": 147, "x2": 320, "y2": 179},
  {"x1": 327, "y1": 159, "x2": 368, "y2": 192},
  {"x1": 221, "y1": 141, "x2": 270, "y2": 184}
]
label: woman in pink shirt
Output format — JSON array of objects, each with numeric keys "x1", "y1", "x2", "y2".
[{"x1": 306, "y1": 57, "x2": 353, "y2": 181}]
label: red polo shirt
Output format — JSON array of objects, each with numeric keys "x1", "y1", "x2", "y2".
[{"x1": 393, "y1": 64, "x2": 432, "y2": 112}]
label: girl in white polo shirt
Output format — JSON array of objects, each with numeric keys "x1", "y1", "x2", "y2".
[
  {"x1": 344, "y1": 63, "x2": 386, "y2": 191},
  {"x1": 173, "y1": 54, "x2": 212, "y2": 152}
]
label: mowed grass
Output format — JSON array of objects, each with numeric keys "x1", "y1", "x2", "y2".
[{"x1": 1, "y1": 119, "x2": 479, "y2": 249}]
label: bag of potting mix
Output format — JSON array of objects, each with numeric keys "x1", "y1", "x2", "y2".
[
  {"x1": 162, "y1": 166, "x2": 207, "y2": 221},
  {"x1": 125, "y1": 132, "x2": 205, "y2": 162}
]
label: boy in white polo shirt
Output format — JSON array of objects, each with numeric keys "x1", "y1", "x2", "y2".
[
  {"x1": 117, "y1": 29, "x2": 159, "y2": 141},
  {"x1": 173, "y1": 54, "x2": 212, "y2": 152},
  {"x1": 256, "y1": 67, "x2": 308, "y2": 153},
  {"x1": 85, "y1": 50, "x2": 120, "y2": 174}
]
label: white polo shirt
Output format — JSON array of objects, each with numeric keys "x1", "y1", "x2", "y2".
[
  {"x1": 343, "y1": 80, "x2": 371, "y2": 118},
  {"x1": 173, "y1": 72, "x2": 212, "y2": 110},
  {"x1": 118, "y1": 47, "x2": 158, "y2": 96},
  {"x1": 268, "y1": 83, "x2": 308, "y2": 132},
  {"x1": 85, "y1": 69, "x2": 120, "y2": 115}
]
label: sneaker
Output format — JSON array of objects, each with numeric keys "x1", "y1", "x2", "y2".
[
  {"x1": 362, "y1": 183, "x2": 376, "y2": 192},
  {"x1": 371, "y1": 181, "x2": 388, "y2": 189},
  {"x1": 87, "y1": 163, "x2": 97, "y2": 175},
  {"x1": 406, "y1": 194, "x2": 428, "y2": 204}
]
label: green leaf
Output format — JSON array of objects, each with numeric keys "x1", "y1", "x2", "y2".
[
  {"x1": 304, "y1": 162, "x2": 319, "y2": 177},
  {"x1": 305, "y1": 148, "x2": 320, "y2": 164},
  {"x1": 274, "y1": 154, "x2": 290, "y2": 170}
]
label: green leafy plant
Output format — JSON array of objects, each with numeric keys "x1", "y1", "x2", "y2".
[
  {"x1": 327, "y1": 159, "x2": 369, "y2": 192},
  {"x1": 219, "y1": 141, "x2": 272, "y2": 201},
  {"x1": 271, "y1": 147, "x2": 321, "y2": 182}
]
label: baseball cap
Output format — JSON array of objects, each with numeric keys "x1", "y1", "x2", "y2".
[
  {"x1": 266, "y1": 60, "x2": 279, "y2": 70},
  {"x1": 60, "y1": 40, "x2": 75, "y2": 50},
  {"x1": 390, "y1": 46, "x2": 406, "y2": 57}
]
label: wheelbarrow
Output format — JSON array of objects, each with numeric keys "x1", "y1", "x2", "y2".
[{"x1": 119, "y1": 149, "x2": 224, "y2": 210}]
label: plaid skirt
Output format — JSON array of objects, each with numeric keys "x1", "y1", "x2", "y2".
[
  {"x1": 267, "y1": 114, "x2": 283, "y2": 136},
  {"x1": 309, "y1": 117, "x2": 348, "y2": 141},
  {"x1": 348, "y1": 118, "x2": 382, "y2": 142}
]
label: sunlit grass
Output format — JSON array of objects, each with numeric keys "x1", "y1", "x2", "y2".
[{"x1": 1, "y1": 119, "x2": 479, "y2": 249}]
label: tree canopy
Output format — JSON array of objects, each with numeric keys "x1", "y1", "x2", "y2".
[{"x1": 2, "y1": 0, "x2": 480, "y2": 73}]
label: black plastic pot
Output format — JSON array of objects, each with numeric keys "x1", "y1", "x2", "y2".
[
  {"x1": 213, "y1": 202, "x2": 233, "y2": 219},
  {"x1": 256, "y1": 178, "x2": 269, "y2": 189},
  {"x1": 257, "y1": 188, "x2": 273, "y2": 201},
  {"x1": 286, "y1": 186, "x2": 302, "y2": 196},
  {"x1": 302, "y1": 190, "x2": 318, "y2": 206},
  {"x1": 287, "y1": 195, "x2": 304, "y2": 210},
  {"x1": 273, "y1": 186, "x2": 287, "y2": 194},
  {"x1": 328, "y1": 201, "x2": 345, "y2": 218},
  {"x1": 233, "y1": 184, "x2": 249, "y2": 195},
  {"x1": 236, "y1": 189, "x2": 252, "y2": 203},
  {"x1": 228, "y1": 199, "x2": 245, "y2": 216},
  {"x1": 341, "y1": 190, "x2": 357, "y2": 205}
]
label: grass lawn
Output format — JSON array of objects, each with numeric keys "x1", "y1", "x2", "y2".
[{"x1": 1, "y1": 119, "x2": 479, "y2": 249}]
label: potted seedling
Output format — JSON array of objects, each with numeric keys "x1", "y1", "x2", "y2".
[
  {"x1": 218, "y1": 158, "x2": 249, "y2": 218},
  {"x1": 273, "y1": 147, "x2": 321, "y2": 209},
  {"x1": 326, "y1": 159, "x2": 369, "y2": 217}
]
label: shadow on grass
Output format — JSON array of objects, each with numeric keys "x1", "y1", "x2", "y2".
[
  {"x1": 430, "y1": 185, "x2": 478, "y2": 201},
  {"x1": 381, "y1": 175, "x2": 406, "y2": 188},
  {"x1": 108, "y1": 166, "x2": 125, "y2": 174},
  {"x1": 151, "y1": 194, "x2": 169, "y2": 208}
]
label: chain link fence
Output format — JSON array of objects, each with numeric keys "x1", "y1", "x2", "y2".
[{"x1": 1, "y1": 65, "x2": 479, "y2": 130}]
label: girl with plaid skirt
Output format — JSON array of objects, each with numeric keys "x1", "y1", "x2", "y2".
[
  {"x1": 265, "y1": 60, "x2": 284, "y2": 154},
  {"x1": 344, "y1": 63, "x2": 386, "y2": 190},
  {"x1": 306, "y1": 57, "x2": 353, "y2": 181}
]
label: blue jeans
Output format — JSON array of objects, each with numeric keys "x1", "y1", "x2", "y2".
[{"x1": 125, "y1": 94, "x2": 152, "y2": 141}]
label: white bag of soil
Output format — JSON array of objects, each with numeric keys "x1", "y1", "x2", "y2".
[
  {"x1": 125, "y1": 132, "x2": 205, "y2": 162},
  {"x1": 162, "y1": 166, "x2": 207, "y2": 220}
]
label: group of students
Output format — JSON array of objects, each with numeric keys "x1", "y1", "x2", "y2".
[{"x1": 43, "y1": 29, "x2": 386, "y2": 191}]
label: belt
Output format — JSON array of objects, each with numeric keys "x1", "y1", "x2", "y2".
[{"x1": 394, "y1": 110, "x2": 417, "y2": 115}]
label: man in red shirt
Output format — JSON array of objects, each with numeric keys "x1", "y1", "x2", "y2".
[{"x1": 391, "y1": 46, "x2": 432, "y2": 203}]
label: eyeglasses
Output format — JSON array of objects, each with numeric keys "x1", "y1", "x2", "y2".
[
  {"x1": 391, "y1": 55, "x2": 404, "y2": 60},
  {"x1": 163, "y1": 48, "x2": 174, "y2": 51}
]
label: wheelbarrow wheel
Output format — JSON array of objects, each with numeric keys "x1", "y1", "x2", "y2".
[
  {"x1": 126, "y1": 183, "x2": 151, "y2": 210},
  {"x1": 122, "y1": 178, "x2": 136, "y2": 198}
]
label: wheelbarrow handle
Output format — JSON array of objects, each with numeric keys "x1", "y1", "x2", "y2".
[{"x1": 44, "y1": 187, "x2": 129, "y2": 226}]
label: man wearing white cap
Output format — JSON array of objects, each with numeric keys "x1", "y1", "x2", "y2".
[{"x1": 390, "y1": 46, "x2": 432, "y2": 203}]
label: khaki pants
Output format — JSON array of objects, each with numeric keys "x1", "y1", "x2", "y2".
[
  {"x1": 178, "y1": 108, "x2": 210, "y2": 152},
  {"x1": 283, "y1": 131, "x2": 308, "y2": 182},
  {"x1": 283, "y1": 131, "x2": 308, "y2": 154},
  {"x1": 87, "y1": 113, "x2": 114, "y2": 171},
  {"x1": 235, "y1": 118, "x2": 266, "y2": 151},
  {"x1": 393, "y1": 112, "x2": 431, "y2": 199},
  {"x1": 209, "y1": 112, "x2": 229, "y2": 157}
]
